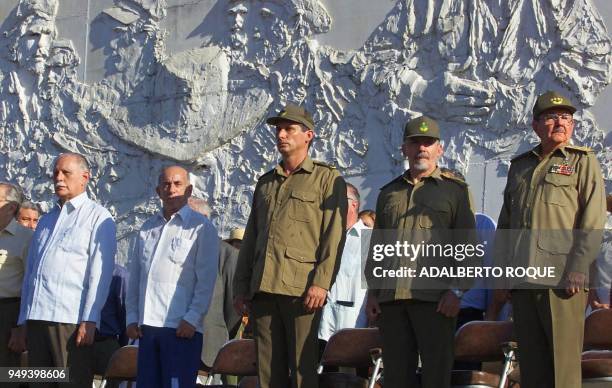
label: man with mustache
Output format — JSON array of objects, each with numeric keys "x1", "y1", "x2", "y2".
[
  {"x1": 18, "y1": 153, "x2": 116, "y2": 387},
  {"x1": 365, "y1": 116, "x2": 476, "y2": 388},
  {"x1": 495, "y1": 91, "x2": 606, "y2": 388},
  {"x1": 233, "y1": 104, "x2": 347, "y2": 388},
  {"x1": 126, "y1": 166, "x2": 219, "y2": 387}
]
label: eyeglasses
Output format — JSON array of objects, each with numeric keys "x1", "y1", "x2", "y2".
[
  {"x1": 347, "y1": 197, "x2": 359, "y2": 202},
  {"x1": 540, "y1": 113, "x2": 573, "y2": 123}
]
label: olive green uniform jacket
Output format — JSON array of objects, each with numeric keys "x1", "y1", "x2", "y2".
[
  {"x1": 366, "y1": 167, "x2": 477, "y2": 303},
  {"x1": 496, "y1": 144, "x2": 606, "y2": 287},
  {"x1": 234, "y1": 156, "x2": 347, "y2": 298}
]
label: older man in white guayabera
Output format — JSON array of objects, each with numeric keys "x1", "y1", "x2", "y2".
[
  {"x1": 0, "y1": 182, "x2": 33, "y2": 369},
  {"x1": 18, "y1": 153, "x2": 116, "y2": 388},
  {"x1": 127, "y1": 167, "x2": 219, "y2": 387}
]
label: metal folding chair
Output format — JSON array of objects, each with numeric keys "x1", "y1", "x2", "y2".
[
  {"x1": 204, "y1": 339, "x2": 257, "y2": 387},
  {"x1": 317, "y1": 328, "x2": 383, "y2": 388},
  {"x1": 451, "y1": 320, "x2": 515, "y2": 388},
  {"x1": 99, "y1": 345, "x2": 138, "y2": 388}
]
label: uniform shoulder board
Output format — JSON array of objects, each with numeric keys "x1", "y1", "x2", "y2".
[
  {"x1": 440, "y1": 173, "x2": 468, "y2": 187},
  {"x1": 565, "y1": 144, "x2": 592, "y2": 153},
  {"x1": 379, "y1": 175, "x2": 404, "y2": 191},
  {"x1": 510, "y1": 149, "x2": 533, "y2": 162},
  {"x1": 260, "y1": 168, "x2": 275, "y2": 179},
  {"x1": 313, "y1": 160, "x2": 336, "y2": 169}
]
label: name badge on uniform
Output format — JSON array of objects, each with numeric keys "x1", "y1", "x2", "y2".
[{"x1": 549, "y1": 163, "x2": 574, "y2": 176}]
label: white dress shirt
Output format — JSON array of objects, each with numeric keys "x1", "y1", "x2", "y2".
[
  {"x1": 18, "y1": 192, "x2": 117, "y2": 326},
  {"x1": 126, "y1": 205, "x2": 219, "y2": 333},
  {"x1": 319, "y1": 220, "x2": 371, "y2": 341}
]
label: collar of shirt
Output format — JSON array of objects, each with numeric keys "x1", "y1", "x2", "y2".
[
  {"x1": 347, "y1": 219, "x2": 369, "y2": 238},
  {"x1": 275, "y1": 156, "x2": 314, "y2": 177},
  {"x1": 3, "y1": 219, "x2": 20, "y2": 236},
  {"x1": 401, "y1": 166, "x2": 443, "y2": 185},
  {"x1": 531, "y1": 144, "x2": 570, "y2": 159},
  {"x1": 55, "y1": 191, "x2": 89, "y2": 213},
  {"x1": 155, "y1": 204, "x2": 193, "y2": 225}
]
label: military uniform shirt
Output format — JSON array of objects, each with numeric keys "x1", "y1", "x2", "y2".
[
  {"x1": 234, "y1": 156, "x2": 347, "y2": 298},
  {"x1": 0, "y1": 220, "x2": 33, "y2": 298},
  {"x1": 366, "y1": 167, "x2": 476, "y2": 303},
  {"x1": 497, "y1": 144, "x2": 606, "y2": 284}
]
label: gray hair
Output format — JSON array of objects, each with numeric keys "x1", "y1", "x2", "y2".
[
  {"x1": 54, "y1": 152, "x2": 90, "y2": 172},
  {"x1": 20, "y1": 200, "x2": 41, "y2": 213},
  {"x1": 158, "y1": 166, "x2": 190, "y2": 185},
  {"x1": 0, "y1": 182, "x2": 24, "y2": 212}
]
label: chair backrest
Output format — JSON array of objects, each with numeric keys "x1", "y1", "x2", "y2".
[
  {"x1": 454, "y1": 321, "x2": 513, "y2": 362},
  {"x1": 584, "y1": 309, "x2": 612, "y2": 350},
  {"x1": 320, "y1": 328, "x2": 383, "y2": 368},
  {"x1": 237, "y1": 376, "x2": 259, "y2": 388},
  {"x1": 104, "y1": 345, "x2": 138, "y2": 381},
  {"x1": 211, "y1": 339, "x2": 257, "y2": 376}
]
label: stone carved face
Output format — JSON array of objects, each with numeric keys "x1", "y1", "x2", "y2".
[
  {"x1": 105, "y1": 21, "x2": 146, "y2": 74},
  {"x1": 227, "y1": 0, "x2": 293, "y2": 66},
  {"x1": 15, "y1": 18, "x2": 54, "y2": 75}
]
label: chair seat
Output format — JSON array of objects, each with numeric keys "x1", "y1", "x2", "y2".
[
  {"x1": 583, "y1": 351, "x2": 612, "y2": 361},
  {"x1": 582, "y1": 359, "x2": 612, "y2": 379},
  {"x1": 319, "y1": 372, "x2": 369, "y2": 388},
  {"x1": 450, "y1": 370, "x2": 500, "y2": 387}
]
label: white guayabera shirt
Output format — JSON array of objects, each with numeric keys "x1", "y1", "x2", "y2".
[
  {"x1": 19, "y1": 192, "x2": 117, "y2": 326},
  {"x1": 126, "y1": 205, "x2": 219, "y2": 332}
]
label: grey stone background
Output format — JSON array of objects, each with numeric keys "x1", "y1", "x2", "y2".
[{"x1": 0, "y1": 0, "x2": 609, "y2": 261}]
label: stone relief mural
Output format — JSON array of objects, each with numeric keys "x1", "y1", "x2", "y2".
[{"x1": 0, "y1": 0, "x2": 610, "y2": 262}]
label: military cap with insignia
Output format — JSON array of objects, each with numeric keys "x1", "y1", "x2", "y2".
[
  {"x1": 404, "y1": 115, "x2": 440, "y2": 140},
  {"x1": 532, "y1": 91, "x2": 577, "y2": 118},
  {"x1": 266, "y1": 103, "x2": 315, "y2": 131}
]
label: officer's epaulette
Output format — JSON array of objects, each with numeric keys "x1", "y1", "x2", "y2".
[
  {"x1": 260, "y1": 168, "x2": 275, "y2": 179},
  {"x1": 313, "y1": 160, "x2": 336, "y2": 169},
  {"x1": 379, "y1": 174, "x2": 405, "y2": 191},
  {"x1": 510, "y1": 149, "x2": 534, "y2": 162},
  {"x1": 440, "y1": 173, "x2": 468, "y2": 188},
  {"x1": 564, "y1": 144, "x2": 592, "y2": 153}
]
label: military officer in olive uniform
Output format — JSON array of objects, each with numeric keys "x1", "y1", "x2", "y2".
[
  {"x1": 495, "y1": 91, "x2": 606, "y2": 388},
  {"x1": 233, "y1": 104, "x2": 347, "y2": 388},
  {"x1": 365, "y1": 116, "x2": 476, "y2": 388}
]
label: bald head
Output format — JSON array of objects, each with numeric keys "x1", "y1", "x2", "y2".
[{"x1": 157, "y1": 166, "x2": 192, "y2": 219}]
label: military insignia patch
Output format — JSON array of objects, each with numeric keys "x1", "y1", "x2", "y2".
[
  {"x1": 419, "y1": 122, "x2": 429, "y2": 132},
  {"x1": 549, "y1": 163, "x2": 574, "y2": 175},
  {"x1": 551, "y1": 97, "x2": 564, "y2": 105}
]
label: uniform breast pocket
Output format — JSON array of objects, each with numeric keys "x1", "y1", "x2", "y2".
[
  {"x1": 59, "y1": 227, "x2": 89, "y2": 258},
  {"x1": 417, "y1": 201, "x2": 451, "y2": 228},
  {"x1": 170, "y1": 237, "x2": 196, "y2": 266},
  {"x1": 381, "y1": 200, "x2": 402, "y2": 228},
  {"x1": 542, "y1": 174, "x2": 577, "y2": 207},
  {"x1": 288, "y1": 190, "x2": 317, "y2": 223}
]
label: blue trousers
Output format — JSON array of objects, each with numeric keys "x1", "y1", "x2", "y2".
[{"x1": 137, "y1": 325, "x2": 203, "y2": 388}]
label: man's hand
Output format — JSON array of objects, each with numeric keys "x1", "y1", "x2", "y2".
[
  {"x1": 233, "y1": 294, "x2": 251, "y2": 316},
  {"x1": 565, "y1": 271, "x2": 587, "y2": 296},
  {"x1": 437, "y1": 291, "x2": 461, "y2": 318},
  {"x1": 126, "y1": 323, "x2": 142, "y2": 340},
  {"x1": 75, "y1": 321, "x2": 96, "y2": 347},
  {"x1": 8, "y1": 326, "x2": 26, "y2": 353},
  {"x1": 588, "y1": 288, "x2": 609, "y2": 310},
  {"x1": 176, "y1": 320, "x2": 196, "y2": 339},
  {"x1": 303, "y1": 286, "x2": 327, "y2": 313},
  {"x1": 365, "y1": 294, "x2": 381, "y2": 324}
]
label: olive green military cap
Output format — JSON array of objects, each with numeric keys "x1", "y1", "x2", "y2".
[
  {"x1": 404, "y1": 115, "x2": 440, "y2": 140},
  {"x1": 266, "y1": 103, "x2": 315, "y2": 131},
  {"x1": 532, "y1": 91, "x2": 577, "y2": 118}
]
